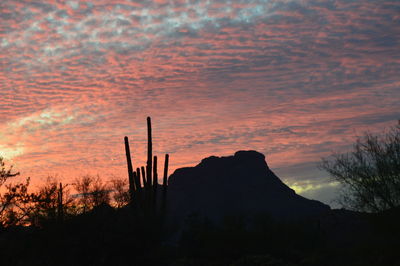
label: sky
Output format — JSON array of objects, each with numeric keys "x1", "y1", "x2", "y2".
[{"x1": 1, "y1": 0, "x2": 399, "y2": 206}]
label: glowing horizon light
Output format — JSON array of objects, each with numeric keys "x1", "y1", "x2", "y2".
[
  {"x1": 287, "y1": 180, "x2": 340, "y2": 195},
  {"x1": 0, "y1": 144, "x2": 25, "y2": 160},
  {"x1": 1, "y1": 0, "x2": 399, "y2": 206}
]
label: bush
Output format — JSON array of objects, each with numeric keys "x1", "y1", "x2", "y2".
[{"x1": 321, "y1": 123, "x2": 400, "y2": 212}]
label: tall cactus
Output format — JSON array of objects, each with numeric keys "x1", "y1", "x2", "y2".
[
  {"x1": 123, "y1": 117, "x2": 169, "y2": 217},
  {"x1": 133, "y1": 170, "x2": 142, "y2": 209},
  {"x1": 146, "y1": 117, "x2": 153, "y2": 189},
  {"x1": 57, "y1": 182, "x2": 64, "y2": 222},
  {"x1": 132, "y1": 172, "x2": 137, "y2": 191},
  {"x1": 163, "y1": 154, "x2": 169, "y2": 191},
  {"x1": 153, "y1": 155, "x2": 158, "y2": 209},
  {"x1": 153, "y1": 155, "x2": 158, "y2": 189},
  {"x1": 135, "y1": 167, "x2": 142, "y2": 190},
  {"x1": 141, "y1": 166, "x2": 147, "y2": 188},
  {"x1": 141, "y1": 165, "x2": 149, "y2": 209},
  {"x1": 124, "y1": 136, "x2": 135, "y2": 202},
  {"x1": 162, "y1": 154, "x2": 169, "y2": 214}
]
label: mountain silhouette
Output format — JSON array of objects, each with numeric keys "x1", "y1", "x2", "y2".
[{"x1": 167, "y1": 150, "x2": 330, "y2": 222}]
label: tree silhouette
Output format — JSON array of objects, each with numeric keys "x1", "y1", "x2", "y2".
[
  {"x1": 0, "y1": 157, "x2": 19, "y2": 186},
  {"x1": 28, "y1": 176, "x2": 75, "y2": 225},
  {"x1": 73, "y1": 175, "x2": 111, "y2": 213},
  {"x1": 110, "y1": 178, "x2": 129, "y2": 208},
  {"x1": 0, "y1": 157, "x2": 32, "y2": 227},
  {"x1": 321, "y1": 122, "x2": 400, "y2": 212}
]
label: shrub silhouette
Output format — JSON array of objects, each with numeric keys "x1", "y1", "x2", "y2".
[
  {"x1": 321, "y1": 122, "x2": 400, "y2": 212},
  {"x1": 1, "y1": 119, "x2": 400, "y2": 265}
]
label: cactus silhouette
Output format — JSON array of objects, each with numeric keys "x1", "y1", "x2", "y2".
[
  {"x1": 153, "y1": 155, "x2": 158, "y2": 189},
  {"x1": 153, "y1": 155, "x2": 158, "y2": 209},
  {"x1": 146, "y1": 117, "x2": 152, "y2": 189},
  {"x1": 162, "y1": 154, "x2": 169, "y2": 215},
  {"x1": 57, "y1": 182, "x2": 63, "y2": 222},
  {"x1": 141, "y1": 166, "x2": 147, "y2": 189},
  {"x1": 163, "y1": 154, "x2": 169, "y2": 190},
  {"x1": 135, "y1": 167, "x2": 142, "y2": 190},
  {"x1": 124, "y1": 136, "x2": 135, "y2": 201},
  {"x1": 124, "y1": 117, "x2": 169, "y2": 216}
]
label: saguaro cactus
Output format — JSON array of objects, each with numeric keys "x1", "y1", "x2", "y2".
[
  {"x1": 141, "y1": 166, "x2": 147, "y2": 188},
  {"x1": 152, "y1": 155, "x2": 158, "y2": 208},
  {"x1": 123, "y1": 117, "x2": 170, "y2": 216},
  {"x1": 135, "y1": 167, "x2": 142, "y2": 190},
  {"x1": 124, "y1": 136, "x2": 135, "y2": 201},
  {"x1": 153, "y1": 156, "x2": 158, "y2": 189},
  {"x1": 163, "y1": 154, "x2": 169, "y2": 191},
  {"x1": 162, "y1": 154, "x2": 169, "y2": 214},
  {"x1": 146, "y1": 117, "x2": 152, "y2": 189},
  {"x1": 57, "y1": 182, "x2": 64, "y2": 222},
  {"x1": 132, "y1": 172, "x2": 137, "y2": 191}
]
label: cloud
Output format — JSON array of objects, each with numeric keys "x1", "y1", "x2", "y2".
[
  {"x1": 1, "y1": 0, "x2": 279, "y2": 65},
  {"x1": 1, "y1": 0, "x2": 399, "y2": 204},
  {"x1": 0, "y1": 144, "x2": 25, "y2": 160}
]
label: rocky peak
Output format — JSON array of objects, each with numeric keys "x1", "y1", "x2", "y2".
[{"x1": 167, "y1": 151, "x2": 330, "y2": 222}]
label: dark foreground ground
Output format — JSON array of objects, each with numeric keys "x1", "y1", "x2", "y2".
[{"x1": 0, "y1": 205, "x2": 399, "y2": 266}]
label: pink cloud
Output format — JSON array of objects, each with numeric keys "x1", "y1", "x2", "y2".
[{"x1": 1, "y1": 0, "x2": 399, "y2": 204}]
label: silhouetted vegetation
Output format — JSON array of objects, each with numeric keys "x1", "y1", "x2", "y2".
[
  {"x1": 124, "y1": 116, "x2": 169, "y2": 216},
  {"x1": 0, "y1": 206, "x2": 398, "y2": 265},
  {"x1": 73, "y1": 174, "x2": 112, "y2": 212},
  {"x1": 110, "y1": 178, "x2": 130, "y2": 208},
  {"x1": 321, "y1": 122, "x2": 400, "y2": 212},
  {"x1": 0, "y1": 157, "x2": 32, "y2": 227},
  {"x1": 0, "y1": 118, "x2": 399, "y2": 265}
]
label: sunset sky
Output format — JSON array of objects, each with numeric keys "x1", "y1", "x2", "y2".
[{"x1": 1, "y1": 0, "x2": 399, "y2": 206}]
